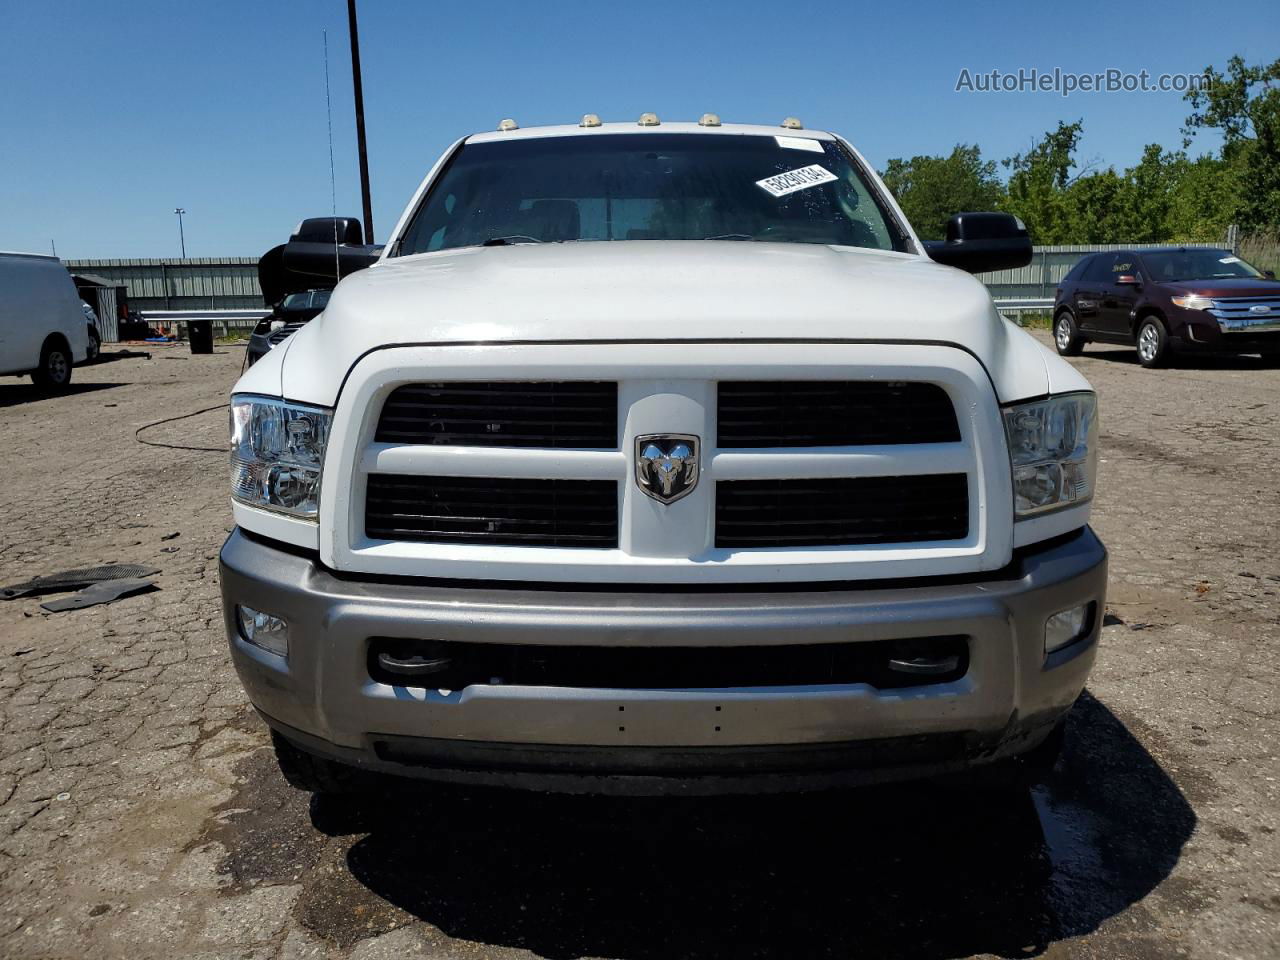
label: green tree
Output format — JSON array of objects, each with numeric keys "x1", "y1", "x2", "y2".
[
  {"x1": 1183, "y1": 55, "x2": 1280, "y2": 229},
  {"x1": 1001, "y1": 121, "x2": 1085, "y2": 243},
  {"x1": 880, "y1": 145, "x2": 1004, "y2": 240}
]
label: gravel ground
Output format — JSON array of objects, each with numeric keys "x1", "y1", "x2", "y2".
[{"x1": 0, "y1": 336, "x2": 1276, "y2": 959}]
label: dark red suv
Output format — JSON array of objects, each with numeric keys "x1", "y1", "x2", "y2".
[{"x1": 1053, "y1": 247, "x2": 1280, "y2": 367}]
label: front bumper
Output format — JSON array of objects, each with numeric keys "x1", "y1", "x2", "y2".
[{"x1": 220, "y1": 527, "x2": 1107, "y2": 793}]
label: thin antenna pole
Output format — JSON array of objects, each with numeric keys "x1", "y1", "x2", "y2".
[
  {"x1": 51, "y1": 239, "x2": 57, "y2": 257},
  {"x1": 347, "y1": 0, "x2": 374, "y2": 244},
  {"x1": 324, "y1": 30, "x2": 340, "y2": 283}
]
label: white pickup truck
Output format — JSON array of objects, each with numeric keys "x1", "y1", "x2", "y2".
[{"x1": 221, "y1": 117, "x2": 1106, "y2": 795}]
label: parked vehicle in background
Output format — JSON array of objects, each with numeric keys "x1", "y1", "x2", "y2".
[
  {"x1": 81, "y1": 301, "x2": 101, "y2": 361},
  {"x1": 245, "y1": 289, "x2": 331, "y2": 367},
  {"x1": 222, "y1": 117, "x2": 1105, "y2": 798},
  {"x1": 0, "y1": 251, "x2": 89, "y2": 390},
  {"x1": 1053, "y1": 247, "x2": 1280, "y2": 367}
]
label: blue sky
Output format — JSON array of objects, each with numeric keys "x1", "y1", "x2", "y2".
[{"x1": 1, "y1": 0, "x2": 1275, "y2": 259}]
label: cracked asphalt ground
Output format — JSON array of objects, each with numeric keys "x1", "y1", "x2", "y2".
[{"x1": 0, "y1": 334, "x2": 1277, "y2": 959}]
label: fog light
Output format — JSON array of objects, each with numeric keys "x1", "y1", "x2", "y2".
[
  {"x1": 1045, "y1": 602, "x2": 1093, "y2": 655},
  {"x1": 236, "y1": 605, "x2": 288, "y2": 658}
]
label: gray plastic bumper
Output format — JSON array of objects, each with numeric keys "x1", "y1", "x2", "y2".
[{"x1": 220, "y1": 526, "x2": 1107, "y2": 791}]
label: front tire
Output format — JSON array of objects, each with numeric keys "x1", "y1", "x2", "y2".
[
  {"x1": 31, "y1": 340, "x2": 73, "y2": 391},
  {"x1": 86, "y1": 329, "x2": 101, "y2": 362},
  {"x1": 1135, "y1": 317, "x2": 1170, "y2": 368},
  {"x1": 1054, "y1": 311, "x2": 1084, "y2": 356}
]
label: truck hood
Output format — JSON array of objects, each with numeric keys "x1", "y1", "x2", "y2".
[{"x1": 261, "y1": 241, "x2": 1074, "y2": 405}]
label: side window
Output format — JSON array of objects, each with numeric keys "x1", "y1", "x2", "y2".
[
  {"x1": 1111, "y1": 253, "x2": 1138, "y2": 280},
  {"x1": 1064, "y1": 257, "x2": 1092, "y2": 284},
  {"x1": 1086, "y1": 253, "x2": 1119, "y2": 282}
]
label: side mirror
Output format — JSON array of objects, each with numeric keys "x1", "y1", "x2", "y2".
[
  {"x1": 1115, "y1": 274, "x2": 1141, "y2": 286},
  {"x1": 1266, "y1": 270, "x2": 1276, "y2": 280},
  {"x1": 925, "y1": 212, "x2": 1032, "y2": 274},
  {"x1": 281, "y1": 217, "x2": 383, "y2": 282}
]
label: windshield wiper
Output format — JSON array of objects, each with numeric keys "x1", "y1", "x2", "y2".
[
  {"x1": 482, "y1": 235, "x2": 543, "y2": 246},
  {"x1": 702, "y1": 234, "x2": 756, "y2": 241}
]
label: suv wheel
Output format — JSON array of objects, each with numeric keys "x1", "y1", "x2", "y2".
[
  {"x1": 86, "y1": 328, "x2": 101, "y2": 362},
  {"x1": 1135, "y1": 317, "x2": 1170, "y2": 368},
  {"x1": 32, "y1": 340, "x2": 73, "y2": 391},
  {"x1": 1054, "y1": 311, "x2": 1084, "y2": 356}
]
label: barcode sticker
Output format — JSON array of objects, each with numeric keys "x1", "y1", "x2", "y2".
[{"x1": 756, "y1": 164, "x2": 838, "y2": 198}]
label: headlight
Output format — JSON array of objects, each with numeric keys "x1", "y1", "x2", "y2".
[
  {"x1": 1003, "y1": 392, "x2": 1097, "y2": 519},
  {"x1": 1170, "y1": 295, "x2": 1214, "y2": 311},
  {"x1": 230, "y1": 395, "x2": 332, "y2": 519}
]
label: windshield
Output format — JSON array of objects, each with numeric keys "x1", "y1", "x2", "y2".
[
  {"x1": 1142, "y1": 249, "x2": 1266, "y2": 283},
  {"x1": 394, "y1": 133, "x2": 908, "y2": 256}
]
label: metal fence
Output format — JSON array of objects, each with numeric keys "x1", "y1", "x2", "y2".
[
  {"x1": 74, "y1": 238, "x2": 1244, "y2": 338},
  {"x1": 64, "y1": 257, "x2": 263, "y2": 313},
  {"x1": 977, "y1": 242, "x2": 1223, "y2": 300}
]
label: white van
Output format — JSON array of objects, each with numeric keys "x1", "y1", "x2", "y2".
[{"x1": 0, "y1": 252, "x2": 89, "y2": 390}]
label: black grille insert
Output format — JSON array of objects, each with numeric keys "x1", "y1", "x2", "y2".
[
  {"x1": 368, "y1": 635, "x2": 968, "y2": 691},
  {"x1": 716, "y1": 474, "x2": 969, "y2": 547},
  {"x1": 718, "y1": 381, "x2": 960, "y2": 447},
  {"x1": 365, "y1": 475, "x2": 618, "y2": 547},
  {"x1": 376, "y1": 381, "x2": 618, "y2": 448}
]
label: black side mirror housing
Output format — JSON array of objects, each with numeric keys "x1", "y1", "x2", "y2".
[
  {"x1": 259, "y1": 217, "x2": 384, "y2": 305},
  {"x1": 924, "y1": 212, "x2": 1032, "y2": 274},
  {"x1": 281, "y1": 217, "x2": 383, "y2": 281},
  {"x1": 1266, "y1": 269, "x2": 1276, "y2": 280}
]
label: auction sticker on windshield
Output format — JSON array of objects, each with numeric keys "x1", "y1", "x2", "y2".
[{"x1": 756, "y1": 164, "x2": 837, "y2": 198}]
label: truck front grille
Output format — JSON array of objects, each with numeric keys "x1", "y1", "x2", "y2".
[
  {"x1": 717, "y1": 381, "x2": 959, "y2": 447},
  {"x1": 375, "y1": 381, "x2": 618, "y2": 448},
  {"x1": 715, "y1": 474, "x2": 969, "y2": 547},
  {"x1": 365, "y1": 475, "x2": 618, "y2": 547}
]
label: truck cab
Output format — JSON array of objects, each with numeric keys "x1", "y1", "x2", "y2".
[{"x1": 221, "y1": 117, "x2": 1105, "y2": 795}]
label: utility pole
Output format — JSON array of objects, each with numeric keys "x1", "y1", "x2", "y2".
[
  {"x1": 347, "y1": 0, "x2": 375, "y2": 244},
  {"x1": 174, "y1": 207, "x2": 187, "y2": 257}
]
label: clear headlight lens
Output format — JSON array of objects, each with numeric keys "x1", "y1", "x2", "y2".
[
  {"x1": 230, "y1": 395, "x2": 332, "y2": 519},
  {"x1": 1003, "y1": 392, "x2": 1097, "y2": 519},
  {"x1": 1170, "y1": 295, "x2": 1214, "y2": 311}
]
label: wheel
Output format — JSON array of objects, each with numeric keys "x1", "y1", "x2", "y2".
[
  {"x1": 31, "y1": 339, "x2": 73, "y2": 391},
  {"x1": 86, "y1": 329, "x2": 101, "y2": 362},
  {"x1": 271, "y1": 730, "x2": 375, "y2": 794},
  {"x1": 1053, "y1": 311, "x2": 1084, "y2": 356},
  {"x1": 1135, "y1": 316, "x2": 1170, "y2": 368}
]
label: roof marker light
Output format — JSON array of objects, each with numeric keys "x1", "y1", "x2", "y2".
[
  {"x1": 637, "y1": 112, "x2": 660, "y2": 127},
  {"x1": 580, "y1": 114, "x2": 602, "y2": 128},
  {"x1": 698, "y1": 113, "x2": 722, "y2": 127},
  {"x1": 781, "y1": 117, "x2": 803, "y2": 129},
  {"x1": 497, "y1": 118, "x2": 519, "y2": 131}
]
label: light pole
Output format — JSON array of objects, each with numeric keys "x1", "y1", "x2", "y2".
[{"x1": 174, "y1": 207, "x2": 187, "y2": 258}]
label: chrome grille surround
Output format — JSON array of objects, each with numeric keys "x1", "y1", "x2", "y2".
[
  {"x1": 1209, "y1": 295, "x2": 1280, "y2": 334},
  {"x1": 320, "y1": 342, "x2": 1014, "y2": 585}
]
